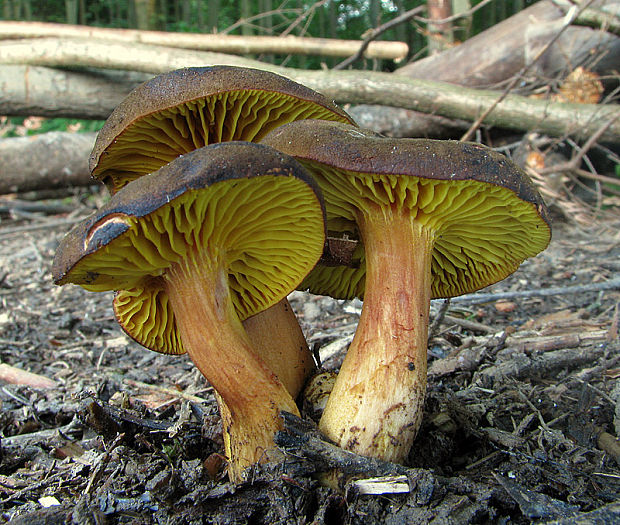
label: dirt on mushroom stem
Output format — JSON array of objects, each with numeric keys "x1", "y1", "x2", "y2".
[
  {"x1": 1, "y1": 187, "x2": 619, "y2": 522},
  {"x1": 318, "y1": 205, "x2": 434, "y2": 462},
  {"x1": 159, "y1": 246, "x2": 300, "y2": 482}
]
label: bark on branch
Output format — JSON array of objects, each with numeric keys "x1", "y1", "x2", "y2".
[
  {"x1": 397, "y1": 0, "x2": 620, "y2": 87},
  {"x1": 1, "y1": 58, "x2": 618, "y2": 144},
  {"x1": 0, "y1": 132, "x2": 95, "y2": 194},
  {"x1": 0, "y1": 21, "x2": 409, "y2": 60}
]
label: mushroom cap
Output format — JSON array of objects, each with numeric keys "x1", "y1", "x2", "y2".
[
  {"x1": 90, "y1": 65, "x2": 356, "y2": 193},
  {"x1": 260, "y1": 119, "x2": 551, "y2": 300},
  {"x1": 54, "y1": 142, "x2": 326, "y2": 354}
]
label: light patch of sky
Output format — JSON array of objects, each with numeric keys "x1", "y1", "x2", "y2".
[{"x1": 330, "y1": 0, "x2": 398, "y2": 26}]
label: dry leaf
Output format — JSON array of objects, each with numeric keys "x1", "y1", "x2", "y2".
[{"x1": 554, "y1": 67, "x2": 604, "y2": 104}]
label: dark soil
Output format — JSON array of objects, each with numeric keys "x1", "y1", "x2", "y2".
[{"x1": 1, "y1": 187, "x2": 619, "y2": 524}]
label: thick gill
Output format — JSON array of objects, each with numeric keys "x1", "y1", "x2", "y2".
[
  {"x1": 114, "y1": 285, "x2": 184, "y2": 355},
  {"x1": 93, "y1": 90, "x2": 348, "y2": 191},
  {"x1": 78, "y1": 175, "x2": 323, "y2": 325},
  {"x1": 303, "y1": 163, "x2": 549, "y2": 299}
]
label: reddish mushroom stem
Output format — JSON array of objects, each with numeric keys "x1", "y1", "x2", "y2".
[
  {"x1": 163, "y1": 248, "x2": 299, "y2": 482},
  {"x1": 319, "y1": 205, "x2": 435, "y2": 463}
]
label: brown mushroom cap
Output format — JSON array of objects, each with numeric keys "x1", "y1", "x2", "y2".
[
  {"x1": 261, "y1": 120, "x2": 551, "y2": 300},
  {"x1": 90, "y1": 65, "x2": 356, "y2": 193},
  {"x1": 54, "y1": 141, "x2": 326, "y2": 355}
]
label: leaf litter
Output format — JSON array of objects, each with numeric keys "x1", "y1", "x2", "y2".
[{"x1": 0, "y1": 187, "x2": 619, "y2": 524}]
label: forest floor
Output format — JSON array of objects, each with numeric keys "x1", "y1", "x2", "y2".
[{"x1": 0, "y1": 186, "x2": 619, "y2": 524}]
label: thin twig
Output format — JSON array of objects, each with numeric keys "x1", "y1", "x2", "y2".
[
  {"x1": 281, "y1": 0, "x2": 327, "y2": 37},
  {"x1": 0, "y1": 471, "x2": 66, "y2": 504},
  {"x1": 448, "y1": 276, "x2": 620, "y2": 305},
  {"x1": 0, "y1": 215, "x2": 87, "y2": 237},
  {"x1": 553, "y1": 0, "x2": 620, "y2": 36},
  {"x1": 428, "y1": 298, "x2": 451, "y2": 341},
  {"x1": 414, "y1": 0, "x2": 495, "y2": 25},
  {"x1": 123, "y1": 378, "x2": 213, "y2": 404},
  {"x1": 85, "y1": 432, "x2": 125, "y2": 495},
  {"x1": 460, "y1": 0, "x2": 596, "y2": 142},
  {"x1": 333, "y1": 6, "x2": 424, "y2": 70},
  {"x1": 221, "y1": 8, "x2": 302, "y2": 35}
]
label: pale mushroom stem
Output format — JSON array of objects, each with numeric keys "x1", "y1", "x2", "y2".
[
  {"x1": 243, "y1": 298, "x2": 316, "y2": 398},
  {"x1": 319, "y1": 206, "x2": 435, "y2": 463},
  {"x1": 163, "y1": 250, "x2": 300, "y2": 482}
]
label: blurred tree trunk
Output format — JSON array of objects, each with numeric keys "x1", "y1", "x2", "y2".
[
  {"x1": 241, "y1": 0, "x2": 253, "y2": 36},
  {"x1": 259, "y1": 0, "x2": 273, "y2": 62},
  {"x1": 369, "y1": 0, "x2": 381, "y2": 27},
  {"x1": 206, "y1": 0, "x2": 220, "y2": 32},
  {"x1": 134, "y1": 0, "x2": 158, "y2": 30},
  {"x1": 158, "y1": 0, "x2": 167, "y2": 29},
  {"x1": 79, "y1": 0, "x2": 86, "y2": 25},
  {"x1": 392, "y1": 0, "x2": 408, "y2": 45},
  {"x1": 427, "y1": 0, "x2": 452, "y2": 54},
  {"x1": 181, "y1": 0, "x2": 191, "y2": 28},
  {"x1": 65, "y1": 0, "x2": 78, "y2": 24},
  {"x1": 327, "y1": 0, "x2": 339, "y2": 68}
]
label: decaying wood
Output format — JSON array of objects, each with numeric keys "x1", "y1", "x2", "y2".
[
  {"x1": 397, "y1": 0, "x2": 620, "y2": 87},
  {"x1": 0, "y1": 65, "x2": 147, "y2": 119},
  {"x1": 0, "y1": 363, "x2": 58, "y2": 389},
  {"x1": 473, "y1": 346, "x2": 607, "y2": 388},
  {"x1": 346, "y1": 104, "x2": 470, "y2": 138},
  {"x1": 0, "y1": 21, "x2": 409, "y2": 60},
  {"x1": 1, "y1": 56, "x2": 617, "y2": 144},
  {"x1": 371, "y1": 0, "x2": 620, "y2": 136},
  {"x1": 0, "y1": 131, "x2": 95, "y2": 194}
]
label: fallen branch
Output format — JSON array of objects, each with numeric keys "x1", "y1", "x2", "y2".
[
  {"x1": 397, "y1": 0, "x2": 620, "y2": 87},
  {"x1": 0, "y1": 131, "x2": 95, "y2": 194},
  {"x1": 1, "y1": 53, "x2": 618, "y2": 143},
  {"x1": 0, "y1": 363, "x2": 58, "y2": 389},
  {"x1": 473, "y1": 346, "x2": 606, "y2": 388},
  {"x1": 0, "y1": 198, "x2": 75, "y2": 215},
  {"x1": 0, "y1": 215, "x2": 89, "y2": 237},
  {"x1": 0, "y1": 20, "x2": 409, "y2": 60},
  {"x1": 449, "y1": 277, "x2": 620, "y2": 305},
  {"x1": 553, "y1": 0, "x2": 620, "y2": 36},
  {"x1": 0, "y1": 66, "x2": 148, "y2": 119},
  {"x1": 459, "y1": 0, "x2": 589, "y2": 142}
]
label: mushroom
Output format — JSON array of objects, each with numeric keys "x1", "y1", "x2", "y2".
[
  {"x1": 261, "y1": 120, "x2": 551, "y2": 463},
  {"x1": 90, "y1": 64, "x2": 356, "y2": 402},
  {"x1": 89, "y1": 65, "x2": 356, "y2": 195},
  {"x1": 53, "y1": 142, "x2": 326, "y2": 482}
]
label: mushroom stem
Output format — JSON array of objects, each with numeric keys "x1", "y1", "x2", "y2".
[
  {"x1": 163, "y1": 250, "x2": 300, "y2": 482},
  {"x1": 243, "y1": 298, "x2": 316, "y2": 399},
  {"x1": 319, "y1": 206, "x2": 434, "y2": 463}
]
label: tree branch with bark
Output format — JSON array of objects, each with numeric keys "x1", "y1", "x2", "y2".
[{"x1": 0, "y1": 42, "x2": 617, "y2": 143}]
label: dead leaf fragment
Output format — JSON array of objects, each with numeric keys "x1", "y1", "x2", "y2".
[
  {"x1": 554, "y1": 67, "x2": 604, "y2": 105},
  {"x1": 495, "y1": 301, "x2": 517, "y2": 313}
]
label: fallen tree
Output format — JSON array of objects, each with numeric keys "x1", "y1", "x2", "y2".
[
  {"x1": 0, "y1": 48, "x2": 618, "y2": 143},
  {"x1": 1, "y1": 2, "x2": 618, "y2": 194},
  {"x1": 397, "y1": 0, "x2": 620, "y2": 87},
  {"x1": 378, "y1": 0, "x2": 620, "y2": 136},
  {"x1": 0, "y1": 132, "x2": 95, "y2": 194},
  {"x1": 0, "y1": 20, "x2": 409, "y2": 60}
]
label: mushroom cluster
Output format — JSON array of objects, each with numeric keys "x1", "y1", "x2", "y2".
[{"x1": 53, "y1": 66, "x2": 551, "y2": 483}]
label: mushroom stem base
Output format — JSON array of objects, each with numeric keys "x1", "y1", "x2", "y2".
[{"x1": 319, "y1": 209, "x2": 434, "y2": 463}]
